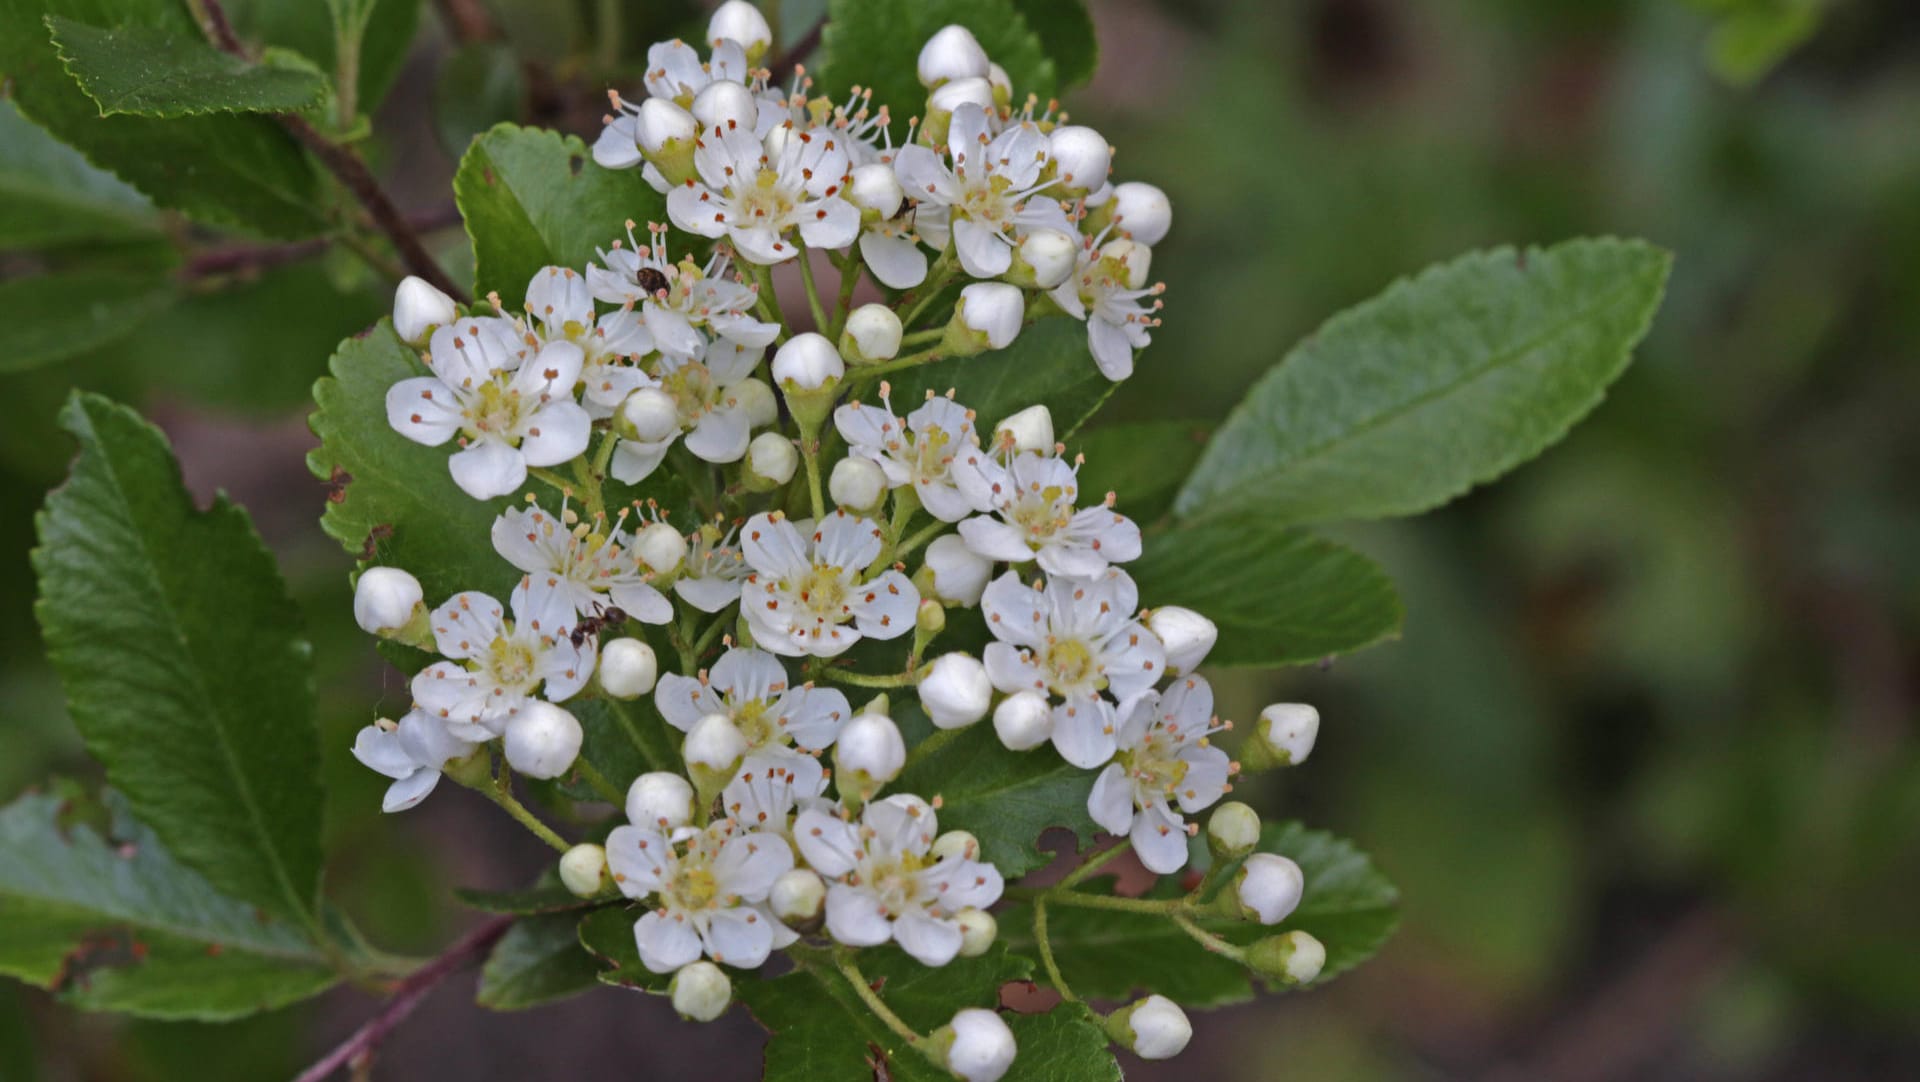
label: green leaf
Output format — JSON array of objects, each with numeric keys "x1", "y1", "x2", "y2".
[
  {"x1": 1010, "y1": 0, "x2": 1097, "y2": 88},
  {"x1": 0, "y1": 0, "x2": 323, "y2": 238},
  {"x1": 883, "y1": 319, "x2": 1116, "y2": 446},
  {"x1": 454, "y1": 123, "x2": 667, "y2": 301},
  {"x1": 1174, "y1": 238, "x2": 1673, "y2": 525},
  {"x1": 1071, "y1": 420, "x2": 1209, "y2": 526},
  {"x1": 0, "y1": 787, "x2": 336, "y2": 1021},
  {"x1": 433, "y1": 41, "x2": 525, "y2": 159},
  {"x1": 1008, "y1": 1002, "x2": 1121, "y2": 1081},
  {"x1": 33, "y1": 393, "x2": 325, "y2": 928},
  {"x1": 1129, "y1": 514, "x2": 1402, "y2": 667},
  {"x1": 1002, "y1": 821, "x2": 1400, "y2": 1007},
  {"x1": 1702, "y1": 0, "x2": 1822, "y2": 86},
  {"x1": 819, "y1": 0, "x2": 1056, "y2": 140},
  {"x1": 223, "y1": 0, "x2": 420, "y2": 115},
  {"x1": 476, "y1": 913, "x2": 602, "y2": 1010},
  {"x1": 0, "y1": 97, "x2": 159, "y2": 248},
  {"x1": 0, "y1": 270, "x2": 177, "y2": 374},
  {"x1": 737, "y1": 945, "x2": 1029, "y2": 1082},
  {"x1": 567, "y1": 696, "x2": 680, "y2": 798},
  {"x1": 892, "y1": 722, "x2": 1097, "y2": 878},
  {"x1": 46, "y1": 16, "x2": 328, "y2": 117},
  {"x1": 575, "y1": 904, "x2": 669, "y2": 993},
  {"x1": 455, "y1": 883, "x2": 602, "y2": 916}
]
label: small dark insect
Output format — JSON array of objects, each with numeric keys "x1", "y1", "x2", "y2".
[
  {"x1": 635, "y1": 266, "x2": 669, "y2": 297},
  {"x1": 356, "y1": 523, "x2": 394, "y2": 561},
  {"x1": 570, "y1": 605, "x2": 630, "y2": 648},
  {"x1": 325, "y1": 465, "x2": 353, "y2": 504}
]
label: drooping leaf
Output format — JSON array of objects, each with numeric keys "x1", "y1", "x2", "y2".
[
  {"x1": 0, "y1": 97, "x2": 159, "y2": 248},
  {"x1": 454, "y1": 123, "x2": 668, "y2": 301},
  {"x1": 1010, "y1": 0, "x2": 1098, "y2": 88},
  {"x1": 1175, "y1": 238, "x2": 1673, "y2": 525},
  {"x1": 476, "y1": 913, "x2": 602, "y2": 1010},
  {"x1": 1001, "y1": 821, "x2": 1400, "y2": 1007},
  {"x1": 575, "y1": 904, "x2": 669, "y2": 993},
  {"x1": 819, "y1": 0, "x2": 1056, "y2": 141},
  {"x1": 883, "y1": 318, "x2": 1116, "y2": 446},
  {"x1": 0, "y1": 789, "x2": 337, "y2": 1021},
  {"x1": 1129, "y1": 514, "x2": 1402, "y2": 667},
  {"x1": 0, "y1": 270, "x2": 177, "y2": 374},
  {"x1": 46, "y1": 16, "x2": 328, "y2": 117},
  {"x1": 891, "y1": 722, "x2": 1098, "y2": 878},
  {"x1": 1071, "y1": 420, "x2": 1209, "y2": 526},
  {"x1": 0, "y1": 0, "x2": 323, "y2": 238},
  {"x1": 737, "y1": 945, "x2": 1031, "y2": 1082},
  {"x1": 33, "y1": 393, "x2": 325, "y2": 929}
]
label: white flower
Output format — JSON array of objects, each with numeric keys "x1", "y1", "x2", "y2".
[
  {"x1": 605, "y1": 819, "x2": 796, "y2": 972},
  {"x1": 993, "y1": 404, "x2": 1054, "y2": 455},
  {"x1": 643, "y1": 37, "x2": 754, "y2": 107},
  {"x1": 795, "y1": 795, "x2": 1004, "y2": 966},
  {"x1": 1116, "y1": 995, "x2": 1191, "y2": 1060},
  {"x1": 353, "y1": 566, "x2": 422, "y2": 635},
  {"x1": 1085, "y1": 676, "x2": 1234, "y2": 874},
  {"x1": 634, "y1": 520, "x2": 690, "y2": 575},
  {"x1": 835, "y1": 387, "x2": 1000, "y2": 522},
  {"x1": 627, "y1": 771, "x2": 696, "y2": 830},
  {"x1": 828, "y1": 456, "x2": 887, "y2": 513},
  {"x1": 610, "y1": 339, "x2": 766, "y2": 483},
  {"x1": 1047, "y1": 125, "x2": 1112, "y2": 194},
  {"x1": 1258, "y1": 702, "x2": 1320, "y2": 765},
  {"x1": 671, "y1": 960, "x2": 733, "y2": 1021},
  {"x1": 387, "y1": 321, "x2": 589, "y2": 500},
  {"x1": 771, "y1": 332, "x2": 844, "y2": 390},
  {"x1": 850, "y1": 163, "x2": 931, "y2": 289},
  {"x1": 393, "y1": 276, "x2": 456, "y2": 346},
  {"x1": 1235, "y1": 853, "x2": 1305, "y2": 925},
  {"x1": 1148, "y1": 606, "x2": 1217, "y2": 676},
  {"x1": 1106, "y1": 180, "x2": 1172, "y2": 245},
  {"x1": 587, "y1": 222, "x2": 778, "y2": 358},
  {"x1": 675, "y1": 519, "x2": 751, "y2": 612},
  {"x1": 503, "y1": 699, "x2": 583, "y2": 778},
  {"x1": 739, "y1": 511, "x2": 920, "y2": 658},
  {"x1": 979, "y1": 568, "x2": 1165, "y2": 768},
  {"x1": 832, "y1": 709, "x2": 906, "y2": 794},
  {"x1": 951, "y1": 449, "x2": 1142, "y2": 578},
  {"x1": 655, "y1": 646, "x2": 853, "y2": 755},
  {"x1": 514, "y1": 265, "x2": 654, "y2": 417},
  {"x1": 893, "y1": 104, "x2": 1072, "y2": 278},
  {"x1": 706, "y1": 0, "x2": 771, "y2": 58},
  {"x1": 921, "y1": 534, "x2": 993, "y2": 607},
  {"x1": 840, "y1": 303, "x2": 902, "y2": 363},
  {"x1": 1048, "y1": 231, "x2": 1163, "y2": 381},
  {"x1": 919, "y1": 652, "x2": 992, "y2": 729},
  {"x1": 918, "y1": 25, "x2": 991, "y2": 88},
  {"x1": 951, "y1": 281, "x2": 1025, "y2": 351},
  {"x1": 721, "y1": 751, "x2": 831, "y2": 838},
  {"x1": 942, "y1": 1008, "x2": 1016, "y2": 1082},
  {"x1": 598, "y1": 638, "x2": 659, "y2": 699},
  {"x1": 991, "y1": 690, "x2": 1051, "y2": 751},
  {"x1": 668, "y1": 119, "x2": 859, "y2": 265},
  {"x1": 594, "y1": 94, "x2": 695, "y2": 172},
  {"x1": 410, "y1": 582, "x2": 596, "y2": 740},
  {"x1": 351, "y1": 711, "x2": 477, "y2": 813},
  {"x1": 491, "y1": 501, "x2": 675, "y2": 632},
  {"x1": 1010, "y1": 228, "x2": 1078, "y2": 290}
]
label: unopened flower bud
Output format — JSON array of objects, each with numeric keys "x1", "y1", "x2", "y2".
[
  {"x1": 747, "y1": 432, "x2": 799, "y2": 489},
  {"x1": 691, "y1": 80, "x2": 757, "y2": 133},
  {"x1": 1245, "y1": 929, "x2": 1326, "y2": 986},
  {"x1": 770, "y1": 867, "x2": 826, "y2": 924},
  {"x1": 1148, "y1": 606, "x2": 1217, "y2": 676},
  {"x1": 1007, "y1": 229, "x2": 1077, "y2": 290},
  {"x1": 632, "y1": 521, "x2": 689, "y2": 575},
  {"x1": 732, "y1": 377, "x2": 778, "y2": 428},
  {"x1": 1234, "y1": 853, "x2": 1305, "y2": 925},
  {"x1": 670, "y1": 960, "x2": 733, "y2": 1021},
  {"x1": 1206, "y1": 801, "x2": 1260, "y2": 859},
  {"x1": 621, "y1": 386, "x2": 681, "y2": 442},
  {"x1": 503, "y1": 701, "x2": 583, "y2": 779},
  {"x1": 919, "y1": 653, "x2": 991, "y2": 729},
  {"x1": 1099, "y1": 237, "x2": 1153, "y2": 291},
  {"x1": 840, "y1": 304, "x2": 902, "y2": 364},
  {"x1": 922, "y1": 77, "x2": 994, "y2": 146},
  {"x1": 936, "y1": 1008, "x2": 1016, "y2": 1082},
  {"x1": 915, "y1": 599, "x2": 948, "y2": 639},
  {"x1": 353, "y1": 566, "x2": 423, "y2": 636},
  {"x1": 684, "y1": 713, "x2": 749, "y2": 783},
  {"x1": 956, "y1": 908, "x2": 997, "y2": 956},
  {"x1": 1257, "y1": 703, "x2": 1319, "y2": 766},
  {"x1": 833, "y1": 710, "x2": 905, "y2": 796},
  {"x1": 921, "y1": 535, "x2": 992, "y2": 606},
  {"x1": 1109, "y1": 181, "x2": 1172, "y2": 246},
  {"x1": 633, "y1": 98, "x2": 699, "y2": 186},
  {"x1": 598, "y1": 638, "x2": 658, "y2": 699},
  {"x1": 847, "y1": 162, "x2": 906, "y2": 221},
  {"x1": 945, "y1": 282, "x2": 1024, "y2": 355},
  {"x1": 393, "y1": 276, "x2": 457, "y2": 346},
  {"x1": 772, "y1": 332, "x2": 844, "y2": 391},
  {"x1": 993, "y1": 404, "x2": 1054, "y2": 454},
  {"x1": 1107, "y1": 995, "x2": 1191, "y2": 1060},
  {"x1": 931, "y1": 829, "x2": 980, "y2": 863},
  {"x1": 559, "y1": 842, "x2": 608, "y2": 897},
  {"x1": 829, "y1": 456, "x2": 888, "y2": 513},
  {"x1": 626, "y1": 771, "x2": 695, "y2": 830},
  {"x1": 707, "y1": 0, "x2": 772, "y2": 61},
  {"x1": 986, "y1": 62, "x2": 1012, "y2": 109},
  {"x1": 992, "y1": 690, "x2": 1052, "y2": 751},
  {"x1": 917, "y1": 25, "x2": 991, "y2": 88},
  {"x1": 1048, "y1": 125, "x2": 1111, "y2": 196}
]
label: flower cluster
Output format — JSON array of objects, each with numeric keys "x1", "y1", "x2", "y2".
[{"x1": 352, "y1": 11, "x2": 1322, "y2": 1079}]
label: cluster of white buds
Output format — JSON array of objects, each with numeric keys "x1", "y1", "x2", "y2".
[{"x1": 347, "y1": 19, "x2": 1326, "y2": 1082}]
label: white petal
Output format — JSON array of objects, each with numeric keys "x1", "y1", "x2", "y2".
[
  {"x1": 668, "y1": 183, "x2": 730, "y2": 238},
  {"x1": 635, "y1": 910, "x2": 704, "y2": 974},
  {"x1": 858, "y1": 230, "x2": 929, "y2": 289},
  {"x1": 953, "y1": 217, "x2": 1012, "y2": 278},
  {"x1": 1050, "y1": 697, "x2": 1117, "y2": 769},
  {"x1": 516, "y1": 400, "x2": 591, "y2": 467},
  {"x1": 1088, "y1": 316, "x2": 1136, "y2": 381},
  {"x1": 611, "y1": 438, "x2": 672, "y2": 484},
  {"x1": 959, "y1": 517, "x2": 1035, "y2": 564},
  {"x1": 351, "y1": 725, "x2": 416, "y2": 780},
  {"x1": 798, "y1": 197, "x2": 860, "y2": 250},
  {"x1": 448, "y1": 439, "x2": 526, "y2": 500},
  {"x1": 823, "y1": 884, "x2": 892, "y2": 947},
  {"x1": 848, "y1": 570, "x2": 918, "y2": 641},
  {"x1": 655, "y1": 672, "x2": 727, "y2": 732},
  {"x1": 1130, "y1": 802, "x2": 1190, "y2": 875},
  {"x1": 684, "y1": 408, "x2": 751, "y2": 463},
  {"x1": 385, "y1": 377, "x2": 462, "y2": 445},
  {"x1": 699, "y1": 906, "x2": 775, "y2": 968},
  {"x1": 605, "y1": 824, "x2": 674, "y2": 896},
  {"x1": 892, "y1": 913, "x2": 963, "y2": 967},
  {"x1": 1087, "y1": 763, "x2": 1135, "y2": 836},
  {"x1": 793, "y1": 809, "x2": 860, "y2": 877},
  {"x1": 714, "y1": 832, "x2": 794, "y2": 900},
  {"x1": 381, "y1": 769, "x2": 440, "y2": 813},
  {"x1": 430, "y1": 592, "x2": 506, "y2": 659}
]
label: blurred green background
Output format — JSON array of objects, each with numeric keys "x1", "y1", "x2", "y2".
[{"x1": 3, "y1": 0, "x2": 1917, "y2": 1078}]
